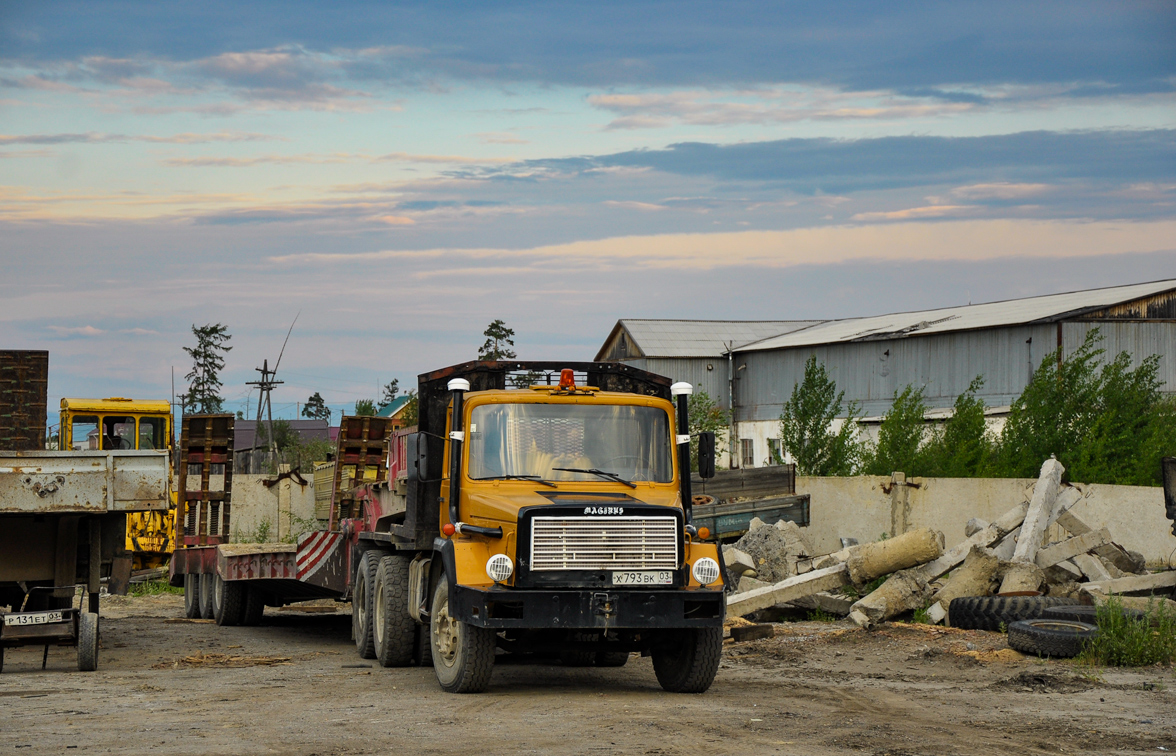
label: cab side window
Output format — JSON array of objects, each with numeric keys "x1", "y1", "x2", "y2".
[
  {"x1": 102, "y1": 416, "x2": 136, "y2": 450},
  {"x1": 139, "y1": 417, "x2": 166, "y2": 449},
  {"x1": 70, "y1": 415, "x2": 99, "y2": 450}
]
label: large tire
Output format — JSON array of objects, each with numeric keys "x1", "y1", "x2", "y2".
[
  {"x1": 948, "y1": 596, "x2": 1081, "y2": 631},
  {"x1": 415, "y1": 623, "x2": 433, "y2": 667},
  {"x1": 1008, "y1": 619, "x2": 1097, "y2": 658},
  {"x1": 1043, "y1": 604, "x2": 1145, "y2": 625},
  {"x1": 240, "y1": 586, "x2": 266, "y2": 626},
  {"x1": 198, "y1": 573, "x2": 216, "y2": 620},
  {"x1": 651, "y1": 627, "x2": 722, "y2": 693},
  {"x1": 77, "y1": 612, "x2": 99, "y2": 672},
  {"x1": 597, "y1": 650, "x2": 630, "y2": 667},
  {"x1": 183, "y1": 574, "x2": 201, "y2": 619},
  {"x1": 560, "y1": 632, "x2": 598, "y2": 667},
  {"x1": 431, "y1": 578, "x2": 495, "y2": 693},
  {"x1": 214, "y1": 576, "x2": 246, "y2": 627},
  {"x1": 352, "y1": 551, "x2": 379, "y2": 659},
  {"x1": 374, "y1": 555, "x2": 416, "y2": 668}
]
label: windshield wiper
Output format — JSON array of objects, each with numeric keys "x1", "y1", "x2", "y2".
[
  {"x1": 472, "y1": 474, "x2": 557, "y2": 488},
  {"x1": 551, "y1": 467, "x2": 637, "y2": 488}
]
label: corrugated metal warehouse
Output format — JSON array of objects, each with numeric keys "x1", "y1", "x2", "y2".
[{"x1": 596, "y1": 279, "x2": 1176, "y2": 469}]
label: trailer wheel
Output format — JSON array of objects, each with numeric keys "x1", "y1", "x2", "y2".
[
  {"x1": 651, "y1": 627, "x2": 722, "y2": 693},
  {"x1": 352, "y1": 551, "x2": 379, "y2": 659},
  {"x1": 214, "y1": 576, "x2": 246, "y2": 627},
  {"x1": 183, "y1": 574, "x2": 201, "y2": 619},
  {"x1": 374, "y1": 555, "x2": 415, "y2": 667},
  {"x1": 198, "y1": 573, "x2": 216, "y2": 620},
  {"x1": 77, "y1": 612, "x2": 99, "y2": 672},
  {"x1": 431, "y1": 578, "x2": 495, "y2": 693},
  {"x1": 240, "y1": 587, "x2": 266, "y2": 626}
]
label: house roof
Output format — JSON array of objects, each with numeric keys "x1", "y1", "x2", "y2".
[
  {"x1": 234, "y1": 419, "x2": 330, "y2": 452},
  {"x1": 736, "y1": 279, "x2": 1176, "y2": 353},
  {"x1": 594, "y1": 319, "x2": 824, "y2": 360},
  {"x1": 376, "y1": 395, "x2": 411, "y2": 418}
]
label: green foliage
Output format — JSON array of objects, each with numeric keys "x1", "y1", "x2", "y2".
[
  {"x1": 779, "y1": 356, "x2": 864, "y2": 475},
  {"x1": 235, "y1": 519, "x2": 273, "y2": 544},
  {"x1": 401, "y1": 390, "x2": 419, "y2": 426},
  {"x1": 303, "y1": 391, "x2": 331, "y2": 420},
  {"x1": 1078, "y1": 596, "x2": 1176, "y2": 667},
  {"x1": 256, "y1": 418, "x2": 296, "y2": 451},
  {"x1": 182, "y1": 323, "x2": 232, "y2": 414},
  {"x1": 509, "y1": 369, "x2": 544, "y2": 389},
  {"x1": 912, "y1": 605, "x2": 934, "y2": 624},
  {"x1": 379, "y1": 379, "x2": 399, "y2": 409},
  {"x1": 478, "y1": 319, "x2": 517, "y2": 360},
  {"x1": 688, "y1": 391, "x2": 731, "y2": 472},
  {"x1": 995, "y1": 329, "x2": 1176, "y2": 485},
  {"x1": 864, "y1": 385, "x2": 929, "y2": 475},
  {"x1": 806, "y1": 608, "x2": 838, "y2": 622},
  {"x1": 128, "y1": 580, "x2": 184, "y2": 597},
  {"x1": 920, "y1": 376, "x2": 993, "y2": 477},
  {"x1": 354, "y1": 399, "x2": 376, "y2": 416}
]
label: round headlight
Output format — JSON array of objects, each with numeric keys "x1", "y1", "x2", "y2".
[
  {"x1": 691, "y1": 556, "x2": 720, "y2": 586},
  {"x1": 486, "y1": 553, "x2": 514, "y2": 583}
]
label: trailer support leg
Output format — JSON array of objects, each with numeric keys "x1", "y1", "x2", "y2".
[
  {"x1": 88, "y1": 519, "x2": 101, "y2": 615},
  {"x1": 42, "y1": 645, "x2": 49, "y2": 670}
]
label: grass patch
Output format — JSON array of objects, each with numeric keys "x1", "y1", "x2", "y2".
[
  {"x1": 806, "y1": 608, "x2": 838, "y2": 622},
  {"x1": 1078, "y1": 595, "x2": 1176, "y2": 667},
  {"x1": 129, "y1": 580, "x2": 183, "y2": 597},
  {"x1": 912, "y1": 605, "x2": 934, "y2": 624}
]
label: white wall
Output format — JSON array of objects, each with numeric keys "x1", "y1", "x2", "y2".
[{"x1": 228, "y1": 473, "x2": 317, "y2": 543}]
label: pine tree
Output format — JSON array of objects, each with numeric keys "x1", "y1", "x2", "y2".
[
  {"x1": 478, "y1": 319, "x2": 517, "y2": 360},
  {"x1": 183, "y1": 323, "x2": 232, "y2": 414},
  {"x1": 303, "y1": 392, "x2": 331, "y2": 421},
  {"x1": 379, "y1": 379, "x2": 399, "y2": 409}
]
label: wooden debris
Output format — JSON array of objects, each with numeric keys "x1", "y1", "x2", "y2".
[
  {"x1": 1034, "y1": 528, "x2": 1111, "y2": 569},
  {"x1": 1081, "y1": 570, "x2": 1176, "y2": 596},
  {"x1": 846, "y1": 528, "x2": 944, "y2": 586},
  {"x1": 730, "y1": 624, "x2": 775, "y2": 642},
  {"x1": 153, "y1": 651, "x2": 292, "y2": 669},
  {"x1": 726, "y1": 564, "x2": 851, "y2": 617}
]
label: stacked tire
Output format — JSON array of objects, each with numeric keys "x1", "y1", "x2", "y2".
[{"x1": 947, "y1": 596, "x2": 1082, "y2": 631}]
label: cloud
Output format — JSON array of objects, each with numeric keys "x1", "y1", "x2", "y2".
[
  {"x1": 48, "y1": 325, "x2": 104, "y2": 336},
  {"x1": 949, "y1": 182, "x2": 1053, "y2": 200},
  {"x1": 0, "y1": 131, "x2": 277, "y2": 145}
]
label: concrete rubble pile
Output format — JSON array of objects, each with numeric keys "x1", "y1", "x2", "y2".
[{"x1": 726, "y1": 458, "x2": 1176, "y2": 628}]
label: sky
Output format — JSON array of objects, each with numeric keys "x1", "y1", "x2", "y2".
[{"x1": 2, "y1": 1, "x2": 1174, "y2": 424}]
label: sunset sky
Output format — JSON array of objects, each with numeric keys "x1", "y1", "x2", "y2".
[{"x1": 2, "y1": 1, "x2": 1174, "y2": 421}]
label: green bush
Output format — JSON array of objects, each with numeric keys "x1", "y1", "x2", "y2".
[
  {"x1": 128, "y1": 580, "x2": 183, "y2": 597},
  {"x1": 689, "y1": 391, "x2": 731, "y2": 472},
  {"x1": 863, "y1": 385, "x2": 929, "y2": 476},
  {"x1": 1079, "y1": 596, "x2": 1176, "y2": 667}
]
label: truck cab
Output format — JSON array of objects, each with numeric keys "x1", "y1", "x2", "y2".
[
  {"x1": 360, "y1": 361, "x2": 726, "y2": 693},
  {"x1": 59, "y1": 398, "x2": 175, "y2": 567}
]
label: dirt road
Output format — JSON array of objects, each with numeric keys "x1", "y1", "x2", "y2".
[{"x1": 1, "y1": 594, "x2": 1173, "y2": 755}]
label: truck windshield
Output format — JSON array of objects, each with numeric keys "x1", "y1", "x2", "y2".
[{"x1": 467, "y1": 403, "x2": 673, "y2": 484}]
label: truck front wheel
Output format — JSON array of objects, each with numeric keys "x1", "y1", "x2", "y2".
[
  {"x1": 651, "y1": 627, "x2": 722, "y2": 693},
  {"x1": 430, "y1": 579, "x2": 495, "y2": 693},
  {"x1": 352, "y1": 551, "x2": 379, "y2": 659}
]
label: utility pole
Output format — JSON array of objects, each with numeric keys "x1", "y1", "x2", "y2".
[{"x1": 246, "y1": 359, "x2": 283, "y2": 457}]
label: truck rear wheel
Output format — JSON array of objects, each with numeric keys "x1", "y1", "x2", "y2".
[
  {"x1": 77, "y1": 611, "x2": 99, "y2": 672},
  {"x1": 241, "y1": 586, "x2": 266, "y2": 626},
  {"x1": 651, "y1": 627, "x2": 722, "y2": 693},
  {"x1": 373, "y1": 555, "x2": 415, "y2": 667},
  {"x1": 352, "y1": 551, "x2": 379, "y2": 659},
  {"x1": 214, "y1": 576, "x2": 245, "y2": 626},
  {"x1": 183, "y1": 574, "x2": 201, "y2": 619},
  {"x1": 431, "y1": 579, "x2": 495, "y2": 693},
  {"x1": 198, "y1": 573, "x2": 216, "y2": 620}
]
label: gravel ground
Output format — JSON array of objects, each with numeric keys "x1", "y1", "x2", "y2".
[{"x1": 1, "y1": 593, "x2": 1173, "y2": 755}]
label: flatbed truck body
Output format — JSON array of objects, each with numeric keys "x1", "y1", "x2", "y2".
[{"x1": 172, "y1": 361, "x2": 728, "y2": 692}]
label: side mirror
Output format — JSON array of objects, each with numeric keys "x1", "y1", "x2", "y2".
[
  {"x1": 406, "y1": 432, "x2": 428, "y2": 485},
  {"x1": 697, "y1": 432, "x2": 716, "y2": 479}
]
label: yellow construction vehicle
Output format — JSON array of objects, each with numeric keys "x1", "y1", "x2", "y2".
[{"x1": 59, "y1": 397, "x2": 175, "y2": 570}]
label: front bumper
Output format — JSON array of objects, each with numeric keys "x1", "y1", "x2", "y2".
[{"x1": 450, "y1": 584, "x2": 725, "y2": 630}]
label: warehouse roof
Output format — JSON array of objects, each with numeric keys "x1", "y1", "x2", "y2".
[
  {"x1": 594, "y1": 319, "x2": 823, "y2": 360},
  {"x1": 736, "y1": 279, "x2": 1176, "y2": 352}
]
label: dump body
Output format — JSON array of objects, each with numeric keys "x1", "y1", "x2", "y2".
[{"x1": 0, "y1": 450, "x2": 171, "y2": 514}]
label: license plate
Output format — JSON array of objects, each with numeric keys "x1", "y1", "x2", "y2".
[
  {"x1": 3, "y1": 610, "x2": 64, "y2": 627},
  {"x1": 611, "y1": 570, "x2": 672, "y2": 586}
]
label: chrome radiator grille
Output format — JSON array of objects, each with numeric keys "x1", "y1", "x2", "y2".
[{"x1": 530, "y1": 516, "x2": 678, "y2": 571}]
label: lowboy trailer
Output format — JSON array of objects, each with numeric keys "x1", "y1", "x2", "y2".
[{"x1": 171, "y1": 361, "x2": 727, "y2": 693}]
